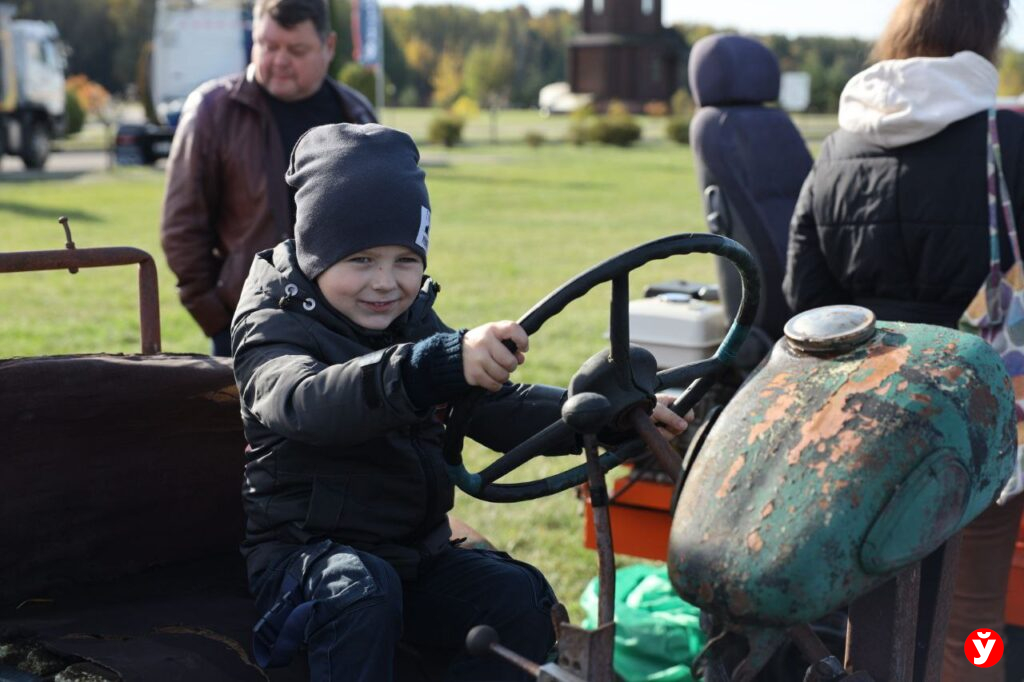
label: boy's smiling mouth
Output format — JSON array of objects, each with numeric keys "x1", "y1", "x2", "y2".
[{"x1": 361, "y1": 299, "x2": 398, "y2": 313}]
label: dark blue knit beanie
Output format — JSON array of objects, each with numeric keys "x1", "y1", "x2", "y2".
[{"x1": 286, "y1": 123, "x2": 431, "y2": 280}]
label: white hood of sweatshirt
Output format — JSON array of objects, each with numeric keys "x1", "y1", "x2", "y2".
[{"x1": 838, "y1": 50, "x2": 998, "y2": 148}]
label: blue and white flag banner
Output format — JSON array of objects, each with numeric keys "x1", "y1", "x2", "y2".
[{"x1": 351, "y1": 0, "x2": 382, "y2": 67}]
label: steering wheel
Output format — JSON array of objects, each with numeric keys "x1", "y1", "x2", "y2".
[{"x1": 442, "y1": 233, "x2": 760, "y2": 502}]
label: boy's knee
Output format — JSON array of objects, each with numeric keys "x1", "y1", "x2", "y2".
[
  {"x1": 513, "y1": 563, "x2": 556, "y2": 611},
  {"x1": 481, "y1": 555, "x2": 557, "y2": 629},
  {"x1": 307, "y1": 547, "x2": 403, "y2": 622}
]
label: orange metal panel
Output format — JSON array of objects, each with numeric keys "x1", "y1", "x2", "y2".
[{"x1": 583, "y1": 475, "x2": 674, "y2": 561}]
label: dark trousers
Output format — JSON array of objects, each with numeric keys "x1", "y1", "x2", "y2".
[{"x1": 252, "y1": 541, "x2": 557, "y2": 681}]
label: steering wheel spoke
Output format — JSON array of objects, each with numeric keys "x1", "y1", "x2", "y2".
[
  {"x1": 476, "y1": 419, "x2": 576, "y2": 487},
  {"x1": 609, "y1": 274, "x2": 633, "y2": 384},
  {"x1": 655, "y1": 357, "x2": 722, "y2": 392},
  {"x1": 628, "y1": 405, "x2": 684, "y2": 481}
]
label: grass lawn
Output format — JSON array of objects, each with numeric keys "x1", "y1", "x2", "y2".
[{"x1": 1, "y1": 137, "x2": 719, "y2": 622}]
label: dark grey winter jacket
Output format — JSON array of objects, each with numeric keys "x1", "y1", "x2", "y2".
[
  {"x1": 783, "y1": 109, "x2": 1024, "y2": 329},
  {"x1": 231, "y1": 241, "x2": 572, "y2": 584}
]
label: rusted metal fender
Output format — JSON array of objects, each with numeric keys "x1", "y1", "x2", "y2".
[{"x1": 668, "y1": 321, "x2": 1016, "y2": 626}]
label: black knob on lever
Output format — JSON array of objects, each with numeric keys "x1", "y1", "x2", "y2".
[
  {"x1": 466, "y1": 625, "x2": 541, "y2": 677},
  {"x1": 465, "y1": 624, "x2": 500, "y2": 657},
  {"x1": 561, "y1": 392, "x2": 612, "y2": 435}
]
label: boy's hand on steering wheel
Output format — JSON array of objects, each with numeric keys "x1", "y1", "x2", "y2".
[
  {"x1": 463, "y1": 321, "x2": 529, "y2": 392},
  {"x1": 652, "y1": 393, "x2": 694, "y2": 440}
]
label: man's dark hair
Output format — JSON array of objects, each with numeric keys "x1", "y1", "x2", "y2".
[{"x1": 254, "y1": 0, "x2": 331, "y2": 41}]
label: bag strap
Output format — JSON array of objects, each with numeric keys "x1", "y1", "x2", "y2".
[{"x1": 988, "y1": 108, "x2": 1023, "y2": 266}]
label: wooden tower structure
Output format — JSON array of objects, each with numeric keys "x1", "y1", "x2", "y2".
[{"x1": 569, "y1": 0, "x2": 684, "y2": 111}]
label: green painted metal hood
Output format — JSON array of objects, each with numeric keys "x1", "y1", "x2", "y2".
[{"x1": 668, "y1": 320, "x2": 1016, "y2": 626}]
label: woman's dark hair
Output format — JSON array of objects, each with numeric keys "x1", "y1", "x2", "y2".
[
  {"x1": 254, "y1": 0, "x2": 331, "y2": 41},
  {"x1": 871, "y1": 0, "x2": 1008, "y2": 63}
]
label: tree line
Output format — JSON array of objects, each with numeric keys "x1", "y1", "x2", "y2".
[{"x1": 13, "y1": 0, "x2": 1024, "y2": 113}]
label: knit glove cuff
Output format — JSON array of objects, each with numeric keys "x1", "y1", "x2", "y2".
[{"x1": 401, "y1": 330, "x2": 470, "y2": 410}]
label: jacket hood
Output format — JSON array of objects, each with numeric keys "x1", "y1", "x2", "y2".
[
  {"x1": 234, "y1": 240, "x2": 439, "y2": 348},
  {"x1": 838, "y1": 51, "x2": 998, "y2": 148}
]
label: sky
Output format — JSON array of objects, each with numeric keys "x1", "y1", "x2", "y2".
[{"x1": 382, "y1": 0, "x2": 1024, "y2": 50}]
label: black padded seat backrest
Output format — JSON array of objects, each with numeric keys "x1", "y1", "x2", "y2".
[
  {"x1": 0, "y1": 353, "x2": 247, "y2": 605},
  {"x1": 689, "y1": 34, "x2": 813, "y2": 340}
]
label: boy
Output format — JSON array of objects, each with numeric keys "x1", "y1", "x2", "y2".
[{"x1": 231, "y1": 123, "x2": 688, "y2": 680}]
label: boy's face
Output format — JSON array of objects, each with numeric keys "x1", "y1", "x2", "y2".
[{"x1": 316, "y1": 245, "x2": 425, "y2": 330}]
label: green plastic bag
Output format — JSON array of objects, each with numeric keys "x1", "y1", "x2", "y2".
[{"x1": 580, "y1": 564, "x2": 706, "y2": 682}]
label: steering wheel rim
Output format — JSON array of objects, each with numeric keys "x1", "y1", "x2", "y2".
[{"x1": 443, "y1": 233, "x2": 760, "y2": 502}]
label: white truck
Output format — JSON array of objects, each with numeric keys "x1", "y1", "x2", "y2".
[
  {"x1": 116, "y1": 0, "x2": 250, "y2": 165},
  {"x1": 0, "y1": 3, "x2": 66, "y2": 169}
]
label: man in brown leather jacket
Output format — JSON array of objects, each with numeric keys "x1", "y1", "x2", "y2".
[{"x1": 160, "y1": 0, "x2": 376, "y2": 355}]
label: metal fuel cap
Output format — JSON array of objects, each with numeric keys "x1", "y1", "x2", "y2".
[{"x1": 784, "y1": 305, "x2": 877, "y2": 353}]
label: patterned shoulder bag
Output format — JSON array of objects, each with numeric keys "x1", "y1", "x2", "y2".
[{"x1": 960, "y1": 108, "x2": 1024, "y2": 503}]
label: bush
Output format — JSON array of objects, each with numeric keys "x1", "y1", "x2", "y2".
[
  {"x1": 450, "y1": 95, "x2": 480, "y2": 120},
  {"x1": 338, "y1": 62, "x2": 376, "y2": 103},
  {"x1": 671, "y1": 88, "x2": 695, "y2": 117},
  {"x1": 524, "y1": 131, "x2": 545, "y2": 148},
  {"x1": 569, "y1": 102, "x2": 596, "y2": 123},
  {"x1": 567, "y1": 121, "x2": 589, "y2": 146},
  {"x1": 590, "y1": 115, "x2": 642, "y2": 147},
  {"x1": 566, "y1": 107, "x2": 642, "y2": 147},
  {"x1": 666, "y1": 116, "x2": 691, "y2": 145},
  {"x1": 428, "y1": 112, "x2": 464, "y2": 147},
  {"x1": 605, "y1": 99, "x2": 631, "y2": 117},
  {"x1": 642, "y1": 100, "x2": 669, "y2": 117},
  {"x1": 397, "y1": 86, "x2": 420, "y2": 108},
  {"x1": 66, "y1": 74, "x2": 110, "y2": 122},
  {"x1": 64, "y1": 89, "x2": 85, "y2": 136}
]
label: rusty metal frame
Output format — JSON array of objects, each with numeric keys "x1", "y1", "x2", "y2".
[
  {"x1": 0, "y1": 223, "x2": 161, "y2": 354},
  {"x1": 845, "y1": 533, "x2": 961, "y2": 681}
]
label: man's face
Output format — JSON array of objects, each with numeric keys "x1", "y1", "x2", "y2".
[
  {"x1": 316, "y1": 245, "x2": 425, "y2": 330},
  {"x1": 251, "y1": 15, "x2": 335, "y2": 101}
]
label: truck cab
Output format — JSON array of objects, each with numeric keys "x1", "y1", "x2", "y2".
[{"x1": 0, "y1": 4, "x2": 66, "y2": 170}]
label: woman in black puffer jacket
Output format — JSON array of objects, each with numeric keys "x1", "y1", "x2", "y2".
[{"x1": 783, "y1": 0, "x2": 1024, "y2": 678}]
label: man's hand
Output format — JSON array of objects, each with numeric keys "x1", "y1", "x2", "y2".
[
  {"x1": 652, "y1": 393, "x2": 694, "y2": 440},
  {"x1": 463, "y1": 321, "x2": 529, "y2": 392}
]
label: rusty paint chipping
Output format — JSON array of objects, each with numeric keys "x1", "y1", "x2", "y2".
[
  {"x1": 937, "y1": 366, "x2": 962, "y2": 382},
  {"x1": 747, "y1": 530, "x2": 764, "y2": 552},
  {"x1": 761, "y1": 502, "x2": 774, "y2": 519},
  {"x1": 787, "y1": 344, "x2": 912, "y2": 465},
  {"x1": 698, "y1": 582, "x2": 714, "y2": 604},
  {"x1": 830, "y1": 430, "x2": 864, "y2": 463},
  {"x1": 726, "y1": 587, "x2": 753, "y2": 615},
  {"x1": 747, "y1": 390, "x2": 798, "y2": 445},
  {"x1": 716, "y1": 454, "x2": 747, "y2": 499},
  {"x1": 762, "y1": 372, "x2": 793, "y2": 392}
]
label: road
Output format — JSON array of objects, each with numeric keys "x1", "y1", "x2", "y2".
[{"x1": 0, "y1": 149, "x2": 151, "y2": 180}]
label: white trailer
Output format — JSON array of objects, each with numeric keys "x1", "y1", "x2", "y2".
[{"x1": 116, "y1": 0, "x2": 250, "y2": 165}]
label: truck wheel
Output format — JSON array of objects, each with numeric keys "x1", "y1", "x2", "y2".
[{"x1": 20, "y1": 123, "x2": 50, "y2": 170}]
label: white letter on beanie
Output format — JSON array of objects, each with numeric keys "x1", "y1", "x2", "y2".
[{"x1": 416, "y1": 206, "x2": 431, "y2": 253}]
